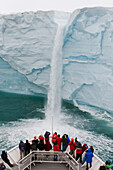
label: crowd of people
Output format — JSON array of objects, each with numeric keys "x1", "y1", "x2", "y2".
[
  {"x1": 18, "y1": 131, "x2": 112, "y2": 170},
  {"x1": 0, "y1": 131, "x2": 112, "y2": 170}
]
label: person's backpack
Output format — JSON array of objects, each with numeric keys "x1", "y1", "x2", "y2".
[
  {"x1": 21, "y1": 146, "x2": 25, "y2": 151},
  {"x1": 21, "y1": 143, "x2": 25, "y2": 151}
]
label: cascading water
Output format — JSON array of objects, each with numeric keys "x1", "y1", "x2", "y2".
[{"x1": 46, "y1": 24, "x2": 64, "y2": 131}]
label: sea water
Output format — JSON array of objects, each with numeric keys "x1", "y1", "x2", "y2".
[{"x1": 0, "y1": 91, "x2": 113, "y2": 168}]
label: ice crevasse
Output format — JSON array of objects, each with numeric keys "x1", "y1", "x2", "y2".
[{"x1": 0, "y1": 7, "x2": 113, "y2": 113}]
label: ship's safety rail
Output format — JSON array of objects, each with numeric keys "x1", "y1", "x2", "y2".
[
  {"x1": 18, "y1": 151, "x2": 79, "y2": 170},
  {"x1": 0, "y1": 144, "x2": 110, "y2": 170}
]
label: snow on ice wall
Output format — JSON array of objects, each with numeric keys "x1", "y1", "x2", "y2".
[
  {"x1": 0, "y1": 8, "x2": 113, "y2": 113},
  {"x1": 63, "y1": 7, "x2": 113, "y2": 113}
]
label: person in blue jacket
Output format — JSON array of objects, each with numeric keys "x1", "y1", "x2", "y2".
[{"x1": 85, "y1": 148, "x2": 94, "y2": 170}]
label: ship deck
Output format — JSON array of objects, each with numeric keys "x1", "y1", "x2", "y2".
[
  {"x1": 11, "y1": 151, "x2": 86, "y2": 170},
  {"x1": 12, "y1": 161, "x2": 86, "y2": 170},
  {"x1": 27, "y1": 162, "x2": 85, "y2": 170},
  {"x1": 26, "y1": 162, "x2": 70, "y2": 170},
  {"x1": 2, "y1": 148, "x2": 104, "y2": 170}
]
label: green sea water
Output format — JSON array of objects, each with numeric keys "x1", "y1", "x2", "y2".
[
  {"x1": 0, "y1": 91, "x2": 45, "y2": 122},
  {"x1": 0, "y1": 91, "x2": 113, "y2": 168}
]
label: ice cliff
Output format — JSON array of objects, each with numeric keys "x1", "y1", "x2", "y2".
[{"x1": 0, "y1": 7, "x2": 113, "y2": 113}]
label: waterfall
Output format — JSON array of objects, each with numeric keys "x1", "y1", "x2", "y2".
[{"x1": 46, "y1": 24, "x2": 64, "y2": 126}]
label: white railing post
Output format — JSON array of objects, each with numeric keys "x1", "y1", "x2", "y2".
[
  {"x1": 30, "y1": 154, "x2": 31, "y2": 170},
  {"x1": 77, "y1": 163, "x2": 80, "y2": 170},
  {"x1": 69, "y1": 160, "x2": 70, "y2": 170},
  {"x1": 18, "y1": 163, "x2": 20, "y2": 170}
]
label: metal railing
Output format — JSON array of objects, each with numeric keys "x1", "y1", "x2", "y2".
[{"x1": 18, "y1": 151, "x2": 79, "y2": 170}]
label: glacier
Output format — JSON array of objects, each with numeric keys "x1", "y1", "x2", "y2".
[{"x1": 0, "y1": 8, "x2": 113, "y2": 113}]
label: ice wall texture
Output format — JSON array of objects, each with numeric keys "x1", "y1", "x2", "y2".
[
  {"x1": 0, "y1": 11, "x2": 69, "y2": 95},
  {"x1": 63, "y1": 7, "x2": 113, "y2": 113},
  {"x1": 0, "y1": 8, "x2": 113, "y2": 113},
  {"x1": 0, "y1": 11, "x2": 58, "y2": 95}
]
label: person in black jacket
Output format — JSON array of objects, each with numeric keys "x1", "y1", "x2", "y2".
[
  {"x1": 38, "y1": 139, "x2": 45, "y2": 150},
  {"x1": 1, "y1": 151, "x2": 13, "y2": 168},
  {"x1": 31, "y1": 136, "x2": 38, "y2": 151},
  {"x1": 25, "y1": 140, "x2": 31, "y2": 156},
  {"x1": 31, "y1": 137, "x2": 39, "y2": 161},
  {"x1": 44, "y1": 131, "x2": 50, "y2": 142}
]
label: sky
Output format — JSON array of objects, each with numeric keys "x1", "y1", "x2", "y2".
[{"x1": 0, "y1": 0, "x2": 113, "y2": 14}]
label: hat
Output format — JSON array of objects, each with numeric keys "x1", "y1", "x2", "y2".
[
  {"x1": 106, "y1": 160, "x2": 110, "y2": 165},
  {"x1": 71, "y1": 138, "x2": 74, "y2": 141},
  {"x1": 88, "y1": 148, "x2": 91, "y2": 152},
  {"x1": 20, "y1": 140, "x2": 22, "y2": 142},
  {"x1": 34, "y1": 136, "x2": 37, "y2": 139},
  {"x1": 83, "y1": 144, "x2": 87, "y2": 147}
]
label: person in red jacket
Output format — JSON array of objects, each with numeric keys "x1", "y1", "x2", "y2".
[
  {"x1": 52, "y1": 132, "x2": 58, "y2": 144},
  {"x1": 38, "y1": 135, "x2": 44, "y2": 143},
  {"x1": 53, "y1": 141, "x2": 61, "y2": 151},
  {"x1": 68, "y1": 138, "x2": 76, "y2": 158},
  {"x1": 76, "y1": 142, "x2": 83, "y2": 163},
  {"x1": 53, "y1": 140, "x2": 61, "y2": 161},
  {"x1": 57, "y1": 134, "x2": 62, "y2": 149},
  {"x1": 82, "y1": 144, "x2": 88, "y2": 153}
]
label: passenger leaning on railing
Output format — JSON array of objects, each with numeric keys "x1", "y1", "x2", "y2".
[
  {"x1": 57, "y1": 134, "x2": 62, "y2": 150},
  {"x1": 31, "y1": 136, "x2": 38, "y2": 151},
  {"x1": 82, "y1": 145, "x2": 94, "y2": 165},
  {"x1": 53, "y1": 140, "x2": 61, "y2": 152},
  {"x1": 90, "y1": 145, "x2": 94, "y2": 153},
  {"x1": 31, "y1": 136, "x2": 39, "y2": 161},
  {"x1": 62, "y1": 134, "x2": 70, "y2": 152},
  {"x1": 44, "y1": 131, "x2": 51, "y2": 142},
  {"x1": 31, "y1": 140, "x2": 37, "y2": 151},
  {"x1": 19, "y1": 140, "x2": 25, "y2": 160},
  {"x1": 53, "y1": 140, "x2": 61, "y2": 161},
  {"x1": 25, "y1": 140, "x2": 31, "y2": 156},
  {"x1": 75, "y1": 142, "x2": 83, "y2": 163},
  {"x1": 52, "y1": 132, "x2": 58, "y2": 144},
  {"x1": 45, "y1": 138, "x2": 50, "y2": 151},
  {"x1": 82, "y1": 144, "x2": 88, "y2": 153},
  {"x1": 75, "y1": 137, "x2": 80, "y2": 146},
  {"x1": 68, "y1": 138, "x2": 76, "y2": 158},
  {"x1": 85, "y1": 148, "x2": 94, "y2": 170},
  {"x1": 38, "y1": 135, "x2": 44, "y2": 143},
  {"x1": 38, "y1": 139, "x2": 45, "y2": 151}
]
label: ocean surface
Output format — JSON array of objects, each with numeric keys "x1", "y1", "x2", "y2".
[{"x1": 0, "y1": 91, "x2": 113, "y2": 168}]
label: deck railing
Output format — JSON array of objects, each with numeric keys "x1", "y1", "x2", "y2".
[
  {"x1": 18, "y1": 151, "x2": 79, "y2": 170},
  {"x1": 0, "y1": 142, "x2": 106, "y2": 170}
]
